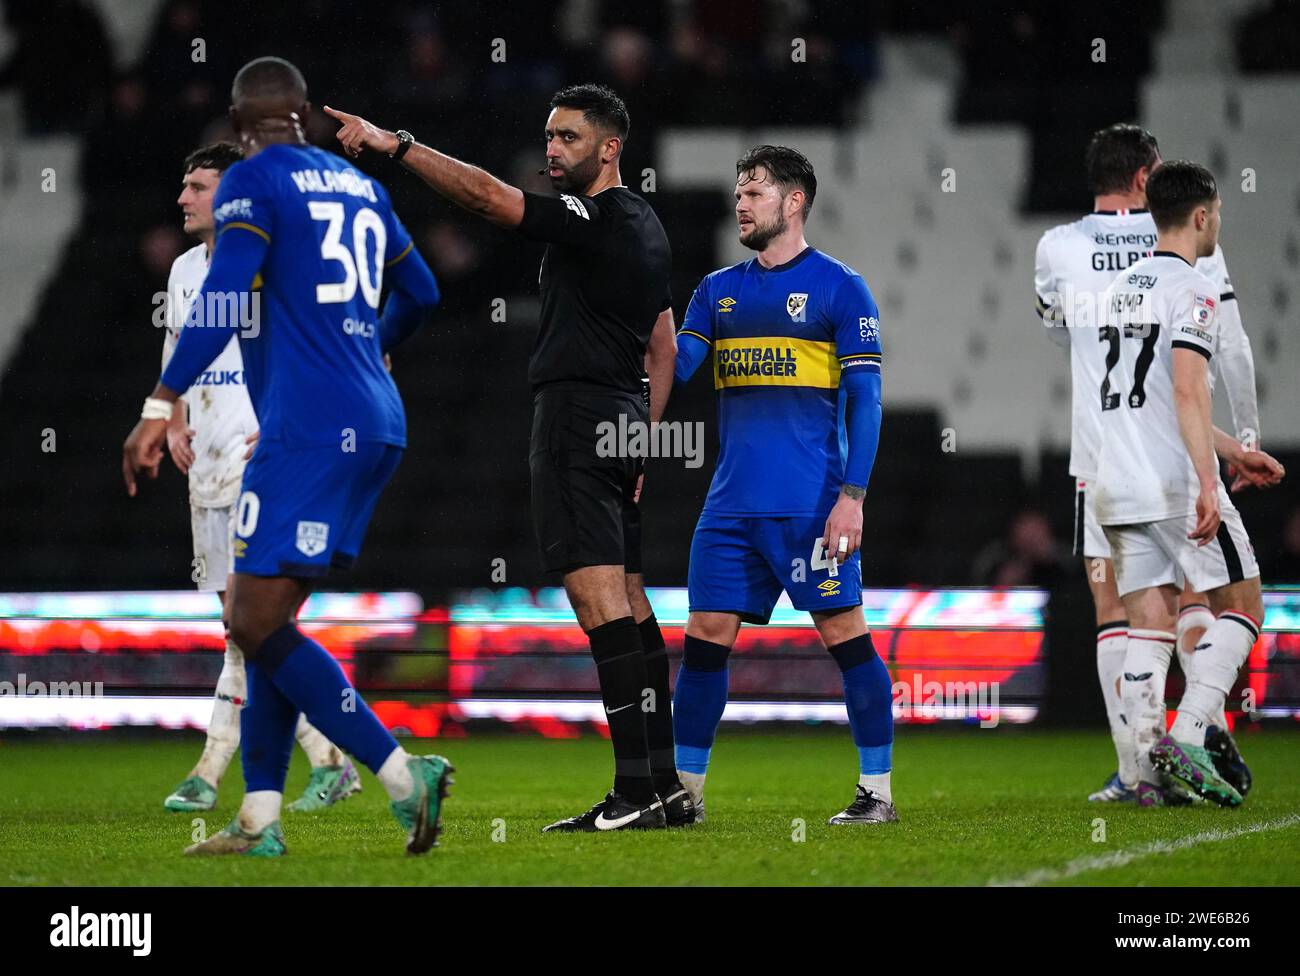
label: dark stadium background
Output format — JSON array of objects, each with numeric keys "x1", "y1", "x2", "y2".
[{"x1": 1, "y1": 0, "x2": 1296, "y2": 608}]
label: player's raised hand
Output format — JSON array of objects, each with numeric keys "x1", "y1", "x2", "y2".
[
  {"x1": 242, "y1": 429, "x2": 260, "y2": 461},
  {"x1": 323, "y1": 106, "x2": 398, "y2": 158},
  {"x1": 1229, "y1": 448, "x2": 1285, "y2": 492},
  {"x1": 167, "y1": 424, "x2": 196, "y2": 475},
  {"x1": 1189, "y1": 483, "x2": 1222, "y2": 546},
  {"x1": 122, "y1": 419, "x2": 168, "y2": 497}
]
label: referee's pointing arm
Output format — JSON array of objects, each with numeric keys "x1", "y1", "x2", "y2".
[{"x1": 325, "y1": 104, "x2": 623, "y2": 232}]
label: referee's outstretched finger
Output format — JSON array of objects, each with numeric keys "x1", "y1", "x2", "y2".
[{"x1": 122, "y1": 452, "x2": 137, "y2": 497}]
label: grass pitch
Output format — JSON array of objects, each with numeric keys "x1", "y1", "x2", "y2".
[{"x1": 1, "y1": 727, "x2": 1297, "y2": 886}]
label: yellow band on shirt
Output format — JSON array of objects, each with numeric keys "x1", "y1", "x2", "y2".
[
  {"x1": 220, "y1": 221, "x2": 271, "y2": 243},
  {"x1": 713, "y1": 337, "x2": 841, "y2": 390},
  {"x1": 385, "y1": 240, "x2": 414, "y2": 267}
]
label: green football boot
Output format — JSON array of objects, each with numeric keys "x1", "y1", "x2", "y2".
[
  {"x1": 389, "y1": 754, "x2": 455, "y2": 854},
  {"x1": 287, "y1": 758, "x2": 362, "y2": 812},
  {"x1": 1150, "y1": 734, "x2": 1243, "y2": 807},
  {"x1": 184, "y1": 818, "x2": 286, "y2": 857},
  {"x1": 164, "y1": 775, "x2": 217, "y2": 812}
]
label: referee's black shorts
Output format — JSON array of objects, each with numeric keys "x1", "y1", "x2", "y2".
[{"x1": 529, "y1": 384, "x2": 645, "y2": 576}]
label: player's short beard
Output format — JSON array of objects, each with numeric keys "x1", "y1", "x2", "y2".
[
  {"x1": 739, "y1": 208, "x2": 788, "y2": 252},
  {"x1": 550, "y1": 147, "x2": 602, "y2": 194}
]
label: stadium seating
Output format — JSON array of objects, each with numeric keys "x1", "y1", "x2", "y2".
[{"x1": 0, "y1": 2, "x2": 1296, "y2": 592}]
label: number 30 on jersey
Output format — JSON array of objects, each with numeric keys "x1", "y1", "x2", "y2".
[{"x1": 309, "y1": 202, "x2": 386, "y2": 309}]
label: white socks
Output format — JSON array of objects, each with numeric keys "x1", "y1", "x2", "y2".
[
  {"x1": 294, "y1": 714, "x2": 343, "y2": 768},
  {"x1": 1096, "y1": 622, "x2": 1136, "y2": 785},
  {"x1": 1121, "y1": 630, "x2": 1175, "y2": 783},
  {"x1": 1176, "y1": 604, "x2": 1224, "y2": 728},
  {"x1": 678, "y1": 770, "x2": 706, "y2": 807},
  {"x1": 238, "y1": 790, "x2": 281, "y2": 833},
  {"x1": 193, "y1": 639, "x2": 246, "y2": 786},
  {"x1": 376, "y1": 747, "x2": 416, "y2": 802},
  {"x1": 673, "y1": 769, "x2": 892, "y2": 808},
  {"x1": 1171, "y1": 611, "x2": 1259, "y2": 746},
  {"x1": 860, "y1": 772, "x2": 892, "y2": 803}
]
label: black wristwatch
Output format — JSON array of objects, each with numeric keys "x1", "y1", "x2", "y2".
[{"x1": 390, "y1": 129, "x2": 414, "y2": 160}]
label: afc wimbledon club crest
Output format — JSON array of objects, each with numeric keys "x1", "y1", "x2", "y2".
[
  {"x1": 786, "y1": 292, "x2": 809, "y2": 320},
  {"x1": 295, "y1": 520, "x2": 329, "y2": 557}
]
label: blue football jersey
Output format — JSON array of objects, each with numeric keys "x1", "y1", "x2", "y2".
[
  {"x1": 210, "y1": 144, "x2": 415, "y2": 448},
  {"x1": 679, "y1": 247, "x2": 882, "y2": 517}
]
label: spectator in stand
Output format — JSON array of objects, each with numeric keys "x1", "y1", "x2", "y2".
[
  {"x1": 0, "y1": 0, "x2": 112, "y2": 133},
  {"x1": 973, "y1": 508, "x2": 1073, "y2": 588}
]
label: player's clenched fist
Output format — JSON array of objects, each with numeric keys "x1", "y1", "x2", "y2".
[
  {"x1": 1189, "y1": 483, "x2": 1222, "y2": 546},
  {"x1": 323, "y1": 106, "x2": 398, "y2": 158},
  {"x1": 167, "y1": 423, "x2": 197, "y2": 474},
  {"x1": 822, "y1": 491, "x2": 864, "y2": 564},
  {"x1": 1229, "y1": 448, "x2": 1285, "y2": 492},
  {"x1": 122, "y1": 418, "x2": 168, "y2": 497}
]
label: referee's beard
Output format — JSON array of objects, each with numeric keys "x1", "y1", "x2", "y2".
[
  {"x1": 739, "y1": 209, "x2": 788, "y2": 252},
  {"x1": 549, "y1": 147, "x2": 603, "y2": 195}
]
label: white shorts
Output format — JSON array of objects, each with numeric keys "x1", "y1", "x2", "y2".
[
  {"x1": 1101, "y1": 504, "x2": 1259, "y2": 598},
  {"x1": 1072, "y1": 479, "x2": 1111, "y2": 560},
  {"x1": 190, "y1": 503, "x2": 236, "y2": 593}
]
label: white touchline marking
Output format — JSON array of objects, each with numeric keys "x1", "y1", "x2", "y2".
[{"x1": 987, "y1": 813, "x2": 1300, "y2": 887}]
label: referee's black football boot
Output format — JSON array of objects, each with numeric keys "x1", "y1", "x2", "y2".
[
  {"x1": 828, "y1": 786, "x2": 899, "y2": 825},
  {"x1": 660, "y1": 781, "x2": 700, "y2": 827},
  {"x1": 1205, "y1": 724, "x2": 1252, "y2": 799},
  {"x1": 542, "y1": 790, "x2": 666, "y2": 833}
]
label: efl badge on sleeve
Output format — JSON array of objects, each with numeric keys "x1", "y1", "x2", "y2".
[
  {"x1": 295, "y1": 521, "x2": 330, "y2": 558},
  {"x1": 1192, "y1": 293, "x2": 1216, "y2": 327},
  {"x1": 786, "y1": 292, "x2": 809, "y2": 320}
]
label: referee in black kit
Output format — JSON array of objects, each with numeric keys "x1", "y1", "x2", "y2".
[{"x1": 328, "y1": 84, "x2": 694, "y2": 831}]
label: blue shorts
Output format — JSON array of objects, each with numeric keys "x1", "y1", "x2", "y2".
[
  {"x1": 687, "y1": 513, "x2": 862, "y2": 625},
  {"x1": 233, "y1": 441, "x2": 402, "y2": 578}
]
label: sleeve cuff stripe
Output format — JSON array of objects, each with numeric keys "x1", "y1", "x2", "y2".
[
  {"x1": 385, "y1": 240, "x2": 414, "y2": 267},
  {"x1": 1172, "y1": 340, "x2": 1212, "y2": 360},
  {"x1": 1220, "y1": 291, "x2": 1236, "y2": 302},
  {"x1": 677, "y1": 329, "x2": 711, "y2": 345},
  {"x1": 839, "y1": 353, "x2": 882, "y2": 362},
  {"x1": 220, "y1": 222, "x2": 270, "y2": 243}
]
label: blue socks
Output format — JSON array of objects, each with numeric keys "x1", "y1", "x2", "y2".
[
  {"x1": 240, "y1": 660, "x2": 298, "y2": 793},
  {"x1": 828, "y1": 633, "x2": 894, "y2": 775},
  {"x1": 252, "y1": 623, "x2": 399, "y2": 774},
  {"x1": 671, "y1": 631, "x2": 895, "y2": 777},
  {"x1": 672, "y1": 635, "x2": 731, "y2": 774}
]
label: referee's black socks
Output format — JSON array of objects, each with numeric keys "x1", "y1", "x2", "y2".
[
  {"x1": 637, "y1": 614, "x2": 679, "y2": 795},
  {"x1": 587, "y1": 616, "x2": 655, "y2": 803}
]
